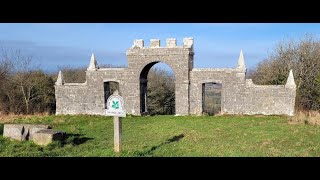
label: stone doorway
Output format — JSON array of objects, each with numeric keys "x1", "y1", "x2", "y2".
[{"x1": 202, "y1": 82, "x2": 222, "y2": 115}]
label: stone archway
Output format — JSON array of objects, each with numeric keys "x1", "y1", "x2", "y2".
[
  {"x1": 125, "y1": 38, "x2": 194, "y2": 115},
  {"x1": 139, "y1": 61, "x2": 175, "y2": 115}
]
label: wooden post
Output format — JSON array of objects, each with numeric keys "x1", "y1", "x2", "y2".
[
  {"x1": 113, "y1": 116, "x2": 122, "y2": 153},
  {"x1": 106, "y1": 90, "x2": 125, "y2": 153}
]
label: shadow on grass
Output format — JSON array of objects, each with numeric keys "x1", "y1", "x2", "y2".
[
  {"x1": 64, "y1": 133, "x2": 94, "y2": 146},
  {"x1": 136, "y1": 134, "x2": 184, "y2": 156}
]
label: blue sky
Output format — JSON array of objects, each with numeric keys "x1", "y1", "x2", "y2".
[{"x1": 0, "y1": 23, "x2": 320, "y2": 72}]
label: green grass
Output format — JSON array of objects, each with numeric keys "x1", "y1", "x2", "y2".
[{"x1": 1, "y1": 115, "x2": 320, "y2": 157}]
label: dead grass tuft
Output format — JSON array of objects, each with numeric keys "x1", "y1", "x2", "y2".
[
  {"x1": 289, "y1": 111, "x2": 320, "y2": 125},
  {"x1": 0, "y1": 113, "x2": 49, "y2": 123}
]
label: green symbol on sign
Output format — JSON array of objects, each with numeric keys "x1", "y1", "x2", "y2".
[{"x1": 112, "y1": 101, "x2": 119, "y2": 109}]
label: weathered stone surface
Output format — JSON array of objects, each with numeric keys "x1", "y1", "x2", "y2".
[
  {"x1": 133, "y1": 39, "x2": 144, "y2": 48},
  {"x1": 32, "y1": 129, "x2": 66, "y2": 146},
  {"x1": 150, "y1": 39, "x2": 160, "y2": 48},
  {"x1": 3, "y1": 124, "x2": 50, "y2": 141},
  {"x1": 54, "y1": 38, "x2": 296, "y2": 116},
  {"x1": 183, "y1": 37, "x2": 194, "y2": 49},
  {"x1": 24, "y1": 124, "x2": 51, "y2": 139},
  {"x1": 3, "y1": 124, "x2": 26, "y2": 141}
]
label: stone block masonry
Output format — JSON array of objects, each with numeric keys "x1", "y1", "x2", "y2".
[
  {"x1": 55, "y1": 38, "x2": 296, "y2": 116},
  {"x1": 32, "y1": 129, "x2": 66, "y2": 146},
  {"x1": 3, "y1": 124, "x2": 66, "y2": 146},
  {"x1": 3, "y1": 124, "x2": 51, "y2": 141}
]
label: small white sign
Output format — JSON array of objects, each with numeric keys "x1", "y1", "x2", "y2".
[{"x1": 106, "y1": 94, "x2": 126, "y2": 117}]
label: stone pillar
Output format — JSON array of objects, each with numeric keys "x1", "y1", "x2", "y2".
[{"x1": 175, "y1": 82, "x2": 189, "y2": 116}]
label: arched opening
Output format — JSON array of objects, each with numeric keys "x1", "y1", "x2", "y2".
[
  {"x1": 202, "y1": 82, "x2": 222, "y2": 115},
  {"x1": 140, "y1": 62, "x2": 175, "y2": 115},
  {"x1": 104, "y1": 81, "x2": 119, "y2": 108}
]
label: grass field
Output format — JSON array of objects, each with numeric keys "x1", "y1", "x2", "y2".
[{"x1": 1, "y1": 115, "x2": 320, "y2": 157}]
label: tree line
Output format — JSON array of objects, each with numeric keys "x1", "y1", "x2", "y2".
[{"x1": 0, "y1": 49, "x2": 55, "y2": 115}]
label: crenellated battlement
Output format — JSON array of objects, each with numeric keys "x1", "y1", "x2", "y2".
[{"x1": 131, "y1": 37, "x2": 193, "y2": 49}]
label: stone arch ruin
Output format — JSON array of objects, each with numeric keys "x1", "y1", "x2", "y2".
[{"x1": 55, "y1": 38, "x2": 296, "y2": 116}]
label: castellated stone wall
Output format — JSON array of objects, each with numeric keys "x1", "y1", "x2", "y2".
[
  {"x1": 55, "y1": 37, "x2": 296, "y2": 116},
  {"x1": 55, "y1": 83, "x2": 88, "y2": 115},
  {"x1": 190, "y1": 68, "x2": 296, "y2": 116},
  {"x1": 55, "y1": 68, "x2": 127, "y2": 115},
  {"x1": 240, "y1": 79, "x2": 296, "y2": 116}
]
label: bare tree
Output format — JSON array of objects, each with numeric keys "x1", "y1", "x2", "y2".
[
  {"x1": 0, "y1": 53, "x2": 13, "y2": 113},
  {"x1": 249, "y1": 34, "x2": 320, "y2": 110},
  {"x1": 0, "y1": 48, "x2": 55, "y2": 114},
  {"x1": 57, "y1": 65, "x2": 87, "y2": 83},
  {"x1": 147, "y1": 67, "x2": 175, "y2": 115}
]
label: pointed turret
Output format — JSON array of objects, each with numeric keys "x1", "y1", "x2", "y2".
[
  {"x1": 285, "y1": 69, "x2": 296, "y2": 88},
  {"x1": 87, "y1": 53, "x2": 99, "y2": 71},
  {"x1": 55, "y1": 71, "x2": 64, "y2": 85},
  {"x1": 237, "y1": 50, "x2": 246, "y2": 70}
]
